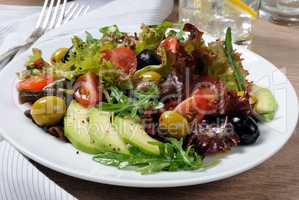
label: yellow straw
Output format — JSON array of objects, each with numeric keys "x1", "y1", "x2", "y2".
[{"x1": 227, "y1": 0, "x2": 258, "y2": 18}]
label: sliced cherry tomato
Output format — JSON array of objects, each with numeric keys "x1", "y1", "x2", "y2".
[
  {"x1": 101, "y1": 49, "x2": 112, "y2": 60},
  {"x1": 175, "y1": 97, "x2": 204, "y2": 121},
  {"x1": 175, "y1": 85, "x2": 220, "y2": 121},
  {"x1": 73, "y1": 72, "x2": 101, "y2": 107},
  {"x1": 160, "y1": 36, "x2": 180, "y2": 54},
  {"x1": 17, "y1": 75, "x2": 54, "y2": 91},
  {"x1": 192, "y1": 87, "x2": 218, "y2": 112},
  {"x1": 102, "y1": 47, "x2": 137, "y2": 74}
]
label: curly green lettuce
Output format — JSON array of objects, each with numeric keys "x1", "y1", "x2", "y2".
[
  {"x1": 135, "y1": 21, "x2": 173, "y2": 54},
  {"x1": 205, "y1": 40, "x2": 248, "y2": 92}
]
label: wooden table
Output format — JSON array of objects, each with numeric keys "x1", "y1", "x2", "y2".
[
  {"x1": 0, "y1": 0, "x2": 43, "y2": 5},
  {"x1": 1, "y1": 1, "x2": 299, "y2": 200}
]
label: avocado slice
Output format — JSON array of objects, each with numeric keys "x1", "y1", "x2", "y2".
[
  {"x1": 88, "y1": 109, "x2": 129, "y2": 154},
  {"x1": 251, "y1": 85, "x2": 277, "y2": 121},
  {"x1": 113, "y1": 117, "x2": 161, "y2": 156},
  {"x1": 64, "y1": 101, "x2": 101, "y2": 154}
]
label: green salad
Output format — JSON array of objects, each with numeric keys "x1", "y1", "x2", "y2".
[{"x1": 17, "y1": 22, "x2": 277, "y2": 174}]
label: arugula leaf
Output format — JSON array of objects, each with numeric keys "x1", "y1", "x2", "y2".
[
  {"x1": 93, "y1": 152, "x2": 130, "y2": 167},
  {"x1": 225, "y1": 28, "x2": 245, "y2": 91},
  {"x1": 99, "y1": 84, "x2": 160, "y2": 118},
  {"x1": 109, "y1": 86, "x2": 128, "y2": 103},
  {"x1": 137, "y1": 161, "x2": 171, "y2": 174},
  {"x1": 93, "y1": 138, "x2": 218, "y2": 174}
]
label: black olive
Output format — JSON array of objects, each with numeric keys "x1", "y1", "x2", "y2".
[
  {"x1": 137, "y1": 49, "x2": 161, "y2": 69},
  {"x1": 231, "y1": 116, "x2": 260, "y2": 145},
  {"x1": 196, "y1": 57, "x2": 205, "y2": 74}
]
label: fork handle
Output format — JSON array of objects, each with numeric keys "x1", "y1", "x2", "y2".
[{"x1": 0, "y1": 28, "x2": 45, "y2": 71}]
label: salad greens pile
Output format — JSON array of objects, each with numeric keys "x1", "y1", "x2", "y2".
[{"x1": 93, "y1": 138, "x2": 219, "y2": 174}]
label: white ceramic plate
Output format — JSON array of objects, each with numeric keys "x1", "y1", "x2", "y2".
[{"x1": 0, "y1": 25, "x2": 298, "y2": 188}]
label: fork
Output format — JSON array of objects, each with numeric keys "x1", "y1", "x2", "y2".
[{"x1": 0, "y1": 0, "x2": 89, "y2": 70}]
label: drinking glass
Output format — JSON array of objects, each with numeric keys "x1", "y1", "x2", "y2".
[
  {"x1": 260, "y1": 0, "x2": 299, "y2": 24},
  {"x1": 179, "y1": 0, "x2": 261, "y2": 45}
]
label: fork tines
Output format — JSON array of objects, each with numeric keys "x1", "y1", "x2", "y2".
[{"x1": 35, "y1": 0, "x2": 89, "y2": 30}]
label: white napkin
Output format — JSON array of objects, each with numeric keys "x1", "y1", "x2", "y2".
[
  {"x1": 0, "y1": 0, "x2": 173, "y2": 199},
  {"x1": 0, "y1": 141, "x2": 77, "y2": 200}
]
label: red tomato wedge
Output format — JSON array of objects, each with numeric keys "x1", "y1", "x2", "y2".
[
  {"x1": 102, "y1": 47, "x2": 137, "y2": 74},
  {"x1": 73, "y1": 72, "x2": 101, "y2": 107},
  {"x1": 101, "y1": 49, "x2": 111, "y2": 61},
  {"x1": 160, "y1": 36, "x2": 180, "y2": 54},
  {"x1": 175, "y1": 85, "x2": 220, "y2": 121},
  {"x1": 17, "y1": 75, "x2": 54, "y2": 91},
  {"x1": 192, "y1": 87, "x2": 218, "y2": 112}
]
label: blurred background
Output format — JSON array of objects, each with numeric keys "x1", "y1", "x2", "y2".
[{"x1": 179, "y1": 0, "x2": 299, "y2": 45}]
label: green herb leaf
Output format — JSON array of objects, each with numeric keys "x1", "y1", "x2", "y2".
[
  {"x1": 93, "y1": 138, "x2": 219, "y2": 174},
  {"x1": 99, "y1": 84, "x2": 160, "y2": 118},
  {"x1": 93, "y1": 152, "x2": 130, "y2": 167},
  {"x1": 225, "y1": 27, "x2": 245, "y2": 91}
]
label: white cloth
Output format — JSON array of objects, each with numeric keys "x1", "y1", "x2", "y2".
[
  {"x1": 0, "y1": 0, "x2": 173, "y2": 199},
  {"x1": 0, "y1": 141, "x2": 77, "y2": 200}
]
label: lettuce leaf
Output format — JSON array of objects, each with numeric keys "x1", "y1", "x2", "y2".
[
  {"x1": 205, "y1": 40, "x2": 248, "y2": 91},
  {"x1": 135, "y1": 22, "x2": 173, "y2": 54},
  {"x1": 53, "y1": 34, "x2": 110, "y2": 80},
  {"x1": 99, "y1": 25, "x2": 124, "y2": 38},
  {"x1": 99, "y1": 25, "x2": 136, "y2": 50}
]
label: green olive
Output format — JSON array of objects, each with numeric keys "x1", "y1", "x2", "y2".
[
  {"x1": 31, "y1": 96, "x2": 67, "y2": 126},
  {"x1": 51, "y1": 48, "x2": 69, "y2": 64},
  {"x1": 140, "y1": 71, "x2": 162, "y2": 83},
  {"x1": 159, "y1": 111, "x2": 190, "y2": 139}
]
